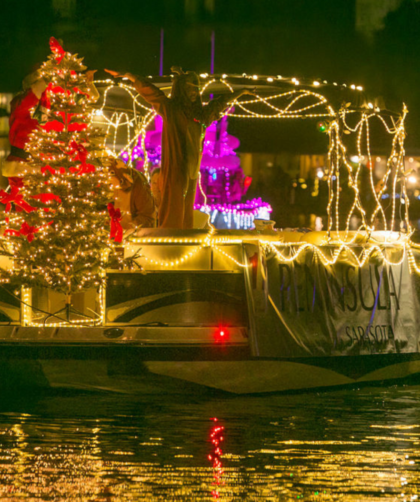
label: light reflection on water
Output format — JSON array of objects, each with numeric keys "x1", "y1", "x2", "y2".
[{"x1": 0, "y1": 386, "x2": 419, "y2": 500}]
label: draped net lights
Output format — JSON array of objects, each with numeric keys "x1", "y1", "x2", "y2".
[
  {"x1": 93, "y1": 74, "x2": 410, "y2": 236},
  {"x1": 90, "y1": 74, "x2": 420, "y2": 274}
]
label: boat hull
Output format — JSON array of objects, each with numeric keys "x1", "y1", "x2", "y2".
[
  {"x1": 1, "y1": 347, "x2": 420, "y2": 394},
  {"x1": 1, "y1": 229, "x2": 420, "y2": 394}
]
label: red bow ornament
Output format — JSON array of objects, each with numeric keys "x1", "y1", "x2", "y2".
[
  {"x1": 19, "y1": 222, "x2": 40, "y2": 243},
  {"x1": 0, "y1": 186, "x2": 37, "y2": 213},
  {"x1": 49, "y1": 37, "x2": 66, "y2": 64},
  {"x1": 66, "y1": 140, "x2": 88, "y2": 164},
  {"x1": 66, "y1": 140, "x2": 95, "y2": 174},
  {"x1": 108, "y1": 203, "x2": 123, "y2": 243},
  {"x1": 4, "y1": 222, "x2": 39, "y2": 242}
]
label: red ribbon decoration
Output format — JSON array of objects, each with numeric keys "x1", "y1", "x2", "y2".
[
  {"x1": 46, "y1": 83, "x2": 71, "y2": 96},
  {"x1": 42, "y1": 120, "x2": 64, "y2": 132},
  {"x1": 9, "y1": 177, "x2": 24, "y2": 189},
  {"x1": 0, "y1": 186, "x2": 36, "y2": 213},
  {"x1": 56, "y1": 111, "x2": 74, "y2": 122},
  {"x1": 66, "y1": 140, "x2": 93, "y2": 174},
  {"x1": 66, "y1": 140, "x2": 88, "y2": 164},
  {"x1": 41, "y1": 166, "x2": 66, "y2": 175},
  {"x1": 68, "y1": 122, "x2": 87, "y2": 132},
  {"x1": 108, "y1": 203, "x2": 123, "y2": 243},
  {"x1": 78, "y1": 163, "x2": 96, "y2": 175},
  {"x1": 41, "y1": 80, "x2": 83, "y2": 132},
  {"x1": 4, "y1": 222, "x2": 38, "y2": 242},
  {"x1": 41, "y1": 165, "x2": 56, "y2": 175},
  {"x1": 19, "y1": 222, "x2": 39, "y2": 243},
  {"x1": 4, "y1": 220, "x2": 53, "y2": 243},
  {"x1": 32, "y1": 193, "x2": 62, "y2": 204},
  {"x1": 49, "y1": 37, "x2": 66, "y2": 63},
  {"x1": 42, "y1": 118, "x2": 87, "y2": 132},
  {"x1": 4, "y1": 228, "x2": 21, "y2": 238},
  {"x1": 69, "y1": 163, "x2": 96, "y2": 176},
  {"x1": 40, "y1": 81, "x2": 70, "y2": 108}
]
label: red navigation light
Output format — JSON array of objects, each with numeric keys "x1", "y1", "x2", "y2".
[{"x1": 214, "y1": 326, "x2": 229, "y2": 343}]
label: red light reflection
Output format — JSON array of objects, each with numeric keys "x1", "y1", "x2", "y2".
[{"x1": 208, "y1": 417, "x2": 225, "y2": 499}]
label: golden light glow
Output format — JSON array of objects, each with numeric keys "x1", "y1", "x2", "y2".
[
  {"x1": 1, "y1": 71, "x2": 418, "y2": 329},
  {"x1": 95, "y1": 74, "x2": 409, "y2": 249}
]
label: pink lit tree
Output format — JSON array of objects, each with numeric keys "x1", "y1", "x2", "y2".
[{"x1": 127, "y1": 114, "x2": 272, "y2": 229}]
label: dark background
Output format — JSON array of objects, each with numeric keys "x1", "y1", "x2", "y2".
[{"x1": 1, "y1": 0, "x2": 419, "y2": 149}]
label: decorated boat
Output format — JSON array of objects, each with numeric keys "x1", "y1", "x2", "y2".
[{"x1": 0, "y1": 41, "x2": 419, "y2": 394}]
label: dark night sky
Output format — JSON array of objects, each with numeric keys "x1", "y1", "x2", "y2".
[{"x1": 1, "y1": 0, "x2": 420, "y2": 150}]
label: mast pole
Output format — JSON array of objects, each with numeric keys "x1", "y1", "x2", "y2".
[
  {"x1": 210, "y1": 31, "x2": 215, "y2": 74},
  {"x1": 159, "y1": 28, "x2": 164, "y2": 76}
]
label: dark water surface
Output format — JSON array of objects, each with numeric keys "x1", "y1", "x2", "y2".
[{"x1": 0, "y1": 385, "x2": 419, "y2": 501}]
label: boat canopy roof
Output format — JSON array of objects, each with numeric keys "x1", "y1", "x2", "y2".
[{"x1": 95, "y1": 72, "x2": 403, "y2": 119}]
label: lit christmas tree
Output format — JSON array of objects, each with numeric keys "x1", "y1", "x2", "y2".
[{"x1": 0, "y1": 38, "x2": 115, "y2": 322}]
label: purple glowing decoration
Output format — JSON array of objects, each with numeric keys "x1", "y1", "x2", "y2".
[
  {"x1": 197, "y1": 114, "x2": 248, "y2": 205},
  {"x1": 127, "y1": 112, "x2": 272, "y2": 229},
  {"x1": 123, "y1": 115, "x2": 162, "y2": 169}
]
